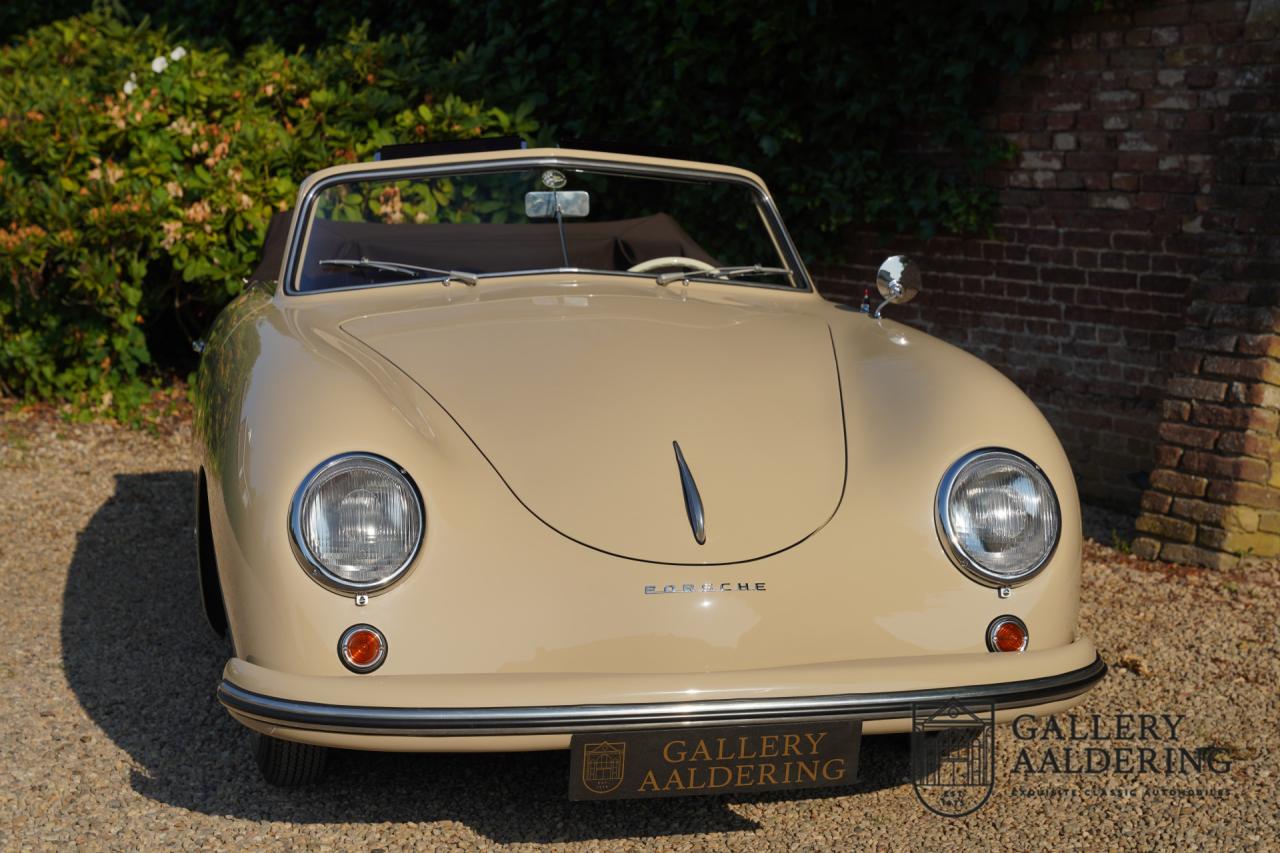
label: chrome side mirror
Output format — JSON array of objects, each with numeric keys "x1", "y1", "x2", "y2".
[{"x1": 873, "y1": 255, "x2": 920, "y2": 319}]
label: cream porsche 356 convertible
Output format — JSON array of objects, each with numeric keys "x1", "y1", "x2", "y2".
[{"x1": 195, "y1": 142, "x2": 1105, "y2": 792}]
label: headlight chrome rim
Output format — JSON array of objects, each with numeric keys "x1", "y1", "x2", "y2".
[
  {"x1": 935, "y1": 447, "x2": 1060, "y2": 587},
  {"x1": 289, "y1": 452, "x2": 425, "y2": 595}
]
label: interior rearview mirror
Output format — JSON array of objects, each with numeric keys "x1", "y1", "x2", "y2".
[
  {"x1": 525, "y1": 191, "x2": 590, "y2": 219},
  {"x1": 873, "y1": 255, "x2": 920, "y2": 318}
]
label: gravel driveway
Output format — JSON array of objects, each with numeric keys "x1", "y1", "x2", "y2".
[{"x1": 1, "y1": 413, "x2": 1276, "y2": 850}]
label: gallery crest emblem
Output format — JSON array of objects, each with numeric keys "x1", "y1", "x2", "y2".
[
  {"x1": 911, "y1": 699, "x2": 995, "y2": 817},
  {"x1": 581, "y1": 741, "x2": 626, "y2": 794}
]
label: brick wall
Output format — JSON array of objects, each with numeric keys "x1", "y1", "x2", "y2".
[
  {"x1": 816, "y1": 0, "x2": 1280, "y2": 559},
  {"x1": 1130, "y1": 1, "x2": 1280, "y2": 568}
]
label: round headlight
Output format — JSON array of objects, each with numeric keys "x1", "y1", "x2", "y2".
[
  {"x1": 936, "y1": 449, "x2": 1060, "y2": 586},
  {"x1": 290, "y1": 453, "x2": 424, "y2": 593}
]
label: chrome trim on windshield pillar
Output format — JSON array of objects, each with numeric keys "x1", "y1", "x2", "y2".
[{"x1": 673, "y1": 441, "x2": 706, "y2": 545}]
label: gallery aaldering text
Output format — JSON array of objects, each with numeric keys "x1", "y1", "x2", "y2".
[{"x1": 1010, "y1": 714, "x2": 1233, "y2": 775}]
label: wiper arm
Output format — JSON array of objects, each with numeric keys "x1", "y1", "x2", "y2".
[
  {"x1": 655, "y1": 264, "x2": 792, "y2": 286},
  {"x1": 319, "y1": 257, "x2": 478, "y2": 287}
]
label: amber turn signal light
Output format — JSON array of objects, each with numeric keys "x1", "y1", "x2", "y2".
[
  {"x1": 986, "y1": 615, "x2": 1028, "y2": 653},
  {"x1": 339, "y1": 624, "x2": 387, "y2": 673}
]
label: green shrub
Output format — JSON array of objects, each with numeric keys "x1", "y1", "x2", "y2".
[{"x1": 0, "y1": 12, "x2": 536, "y2": 416}]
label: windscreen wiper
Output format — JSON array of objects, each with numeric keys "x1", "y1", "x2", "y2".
[
  {"x1": 319, "y1": 258, "x2": 478, "y2": 287},
  {"x1": 655, "y1": 264, "x2": 792, "y2": 286}
]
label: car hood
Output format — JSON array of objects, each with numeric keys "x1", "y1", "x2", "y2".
[{"x1": 341, "y1": 288, "x2": 846, "y2": 564}]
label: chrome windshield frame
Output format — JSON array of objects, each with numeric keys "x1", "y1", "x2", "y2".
[{"x1": 281, "y1": 156, "x2": 814, "y2": 296}]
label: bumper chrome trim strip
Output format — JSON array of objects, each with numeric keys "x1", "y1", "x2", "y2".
[{"x1": 217, "y1": 655, "x2": 1106, "y2": 737}]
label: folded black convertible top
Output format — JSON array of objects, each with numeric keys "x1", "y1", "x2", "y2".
[{"x1": 248, "y1": 210, "x2": 293, "y2": 283}]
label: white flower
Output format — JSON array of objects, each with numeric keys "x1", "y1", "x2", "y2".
[
  {"x1": 151, "y1": 56, "x2": 168, "y2": 74},
  {"x1": 122, "y1": 80, "x2": 138, "y2": 96},
  {"x1": 170, "y1": 46, "x2": 187, "y2": 62}
]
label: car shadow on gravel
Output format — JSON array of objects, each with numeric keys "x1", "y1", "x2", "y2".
[{"x1": 63, "y1": 472, "x2": 914, "y2": 843}]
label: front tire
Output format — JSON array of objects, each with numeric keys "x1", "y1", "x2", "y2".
[{"x1": 252, "y1": 733, "x2": 328, "y2": 786}]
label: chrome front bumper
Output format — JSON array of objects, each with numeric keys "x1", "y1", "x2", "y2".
[{"x1": 218, "y1": 654, "x2": 1106, "y2": 738}]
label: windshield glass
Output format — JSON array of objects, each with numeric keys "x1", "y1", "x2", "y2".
[{"x1": 294, "y1": 166, "x2": 798, "y2": 292}]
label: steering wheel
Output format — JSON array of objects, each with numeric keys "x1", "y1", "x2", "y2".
[{"x1": 627, "y1": 256, "x2": 716, "y2": 274}]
